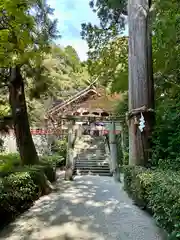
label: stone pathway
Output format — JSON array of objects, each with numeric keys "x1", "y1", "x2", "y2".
[{"x1": 0, "y1": 174, "x2": 167, "y2": 240}]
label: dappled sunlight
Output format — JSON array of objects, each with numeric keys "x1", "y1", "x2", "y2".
[
  {"x1": 85, "y1": 200, "x2": 104, "y2": 207},
  {"x1": 32, "y1": 222, "x2": 105, "y2": 240},
  {"x1": 73, "y1": 135, "x2": 111, "y2": 177},
  {"x1": 0, "y1": 173, "x2": 166, "y2": 240},
  {"x1": 102, "y1": 189, "x2": 109, "y2": 193},
  {"x1": 0, "y1": 175, "x2": 122, "y2": 239}
]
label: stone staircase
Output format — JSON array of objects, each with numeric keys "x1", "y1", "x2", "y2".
[{"x1": 73, "y1": 135, "x2": 112, "y2": 176}]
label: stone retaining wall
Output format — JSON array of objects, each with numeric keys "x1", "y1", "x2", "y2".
[{"x1": 0, "y1": 131, "x2": 54, "y2": 155}]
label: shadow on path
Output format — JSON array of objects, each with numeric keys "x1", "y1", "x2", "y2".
[{"x1": 0, "y1": 173, "x2": 167, "y2": 240}]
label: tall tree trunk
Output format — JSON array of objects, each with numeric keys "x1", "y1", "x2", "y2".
[
  {"x1": 9, "y1": 67, "x2": 39, "y2": 165},
  {"x1": 128, "y1": 0, "x2": 154, "y2": 165}
]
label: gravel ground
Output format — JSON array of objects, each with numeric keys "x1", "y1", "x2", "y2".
[{"x1": 0, "y1": 174, "x2": 167, "y2": 240}]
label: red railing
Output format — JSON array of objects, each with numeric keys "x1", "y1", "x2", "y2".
[
  {"x1": 6, "y1": 129, "x2": 61, "y2": 135},
  {"x1": 6, "y1": 129, "x2": 121, "y2": 135}
]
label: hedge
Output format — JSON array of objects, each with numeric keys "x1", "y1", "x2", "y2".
[
  {"x1": 0, "y1": 153, "x2": 21, "y2": 177},
  {"x1": 0, "y1": 172, "x2": 38, "y2": 227},
  {"x1": 0, "y1": 153, "x2": 60, "y2": 228},
  {"x1": 51, "y1": 138, "x2": 67, "y2": 161},
  {"x1": 124, "y1": 166, "x2": 180, "y2": 239},
  {"x1": 40, "y1": 154, "x2": 65, "y2": 168},
  {"x1": 0, "y1": 149, "x2": 67, "y2": 228}
]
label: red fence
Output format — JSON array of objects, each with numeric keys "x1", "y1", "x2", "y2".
[
  {"x1": 83, "y1": 130, "x2": 121, "y2": 135},
  {"x1": 6, "y1": 129, "x2": 121, "y2": 135},
  {"x1": 6, "y1": 129, "x2": 58, "y2": 135}
]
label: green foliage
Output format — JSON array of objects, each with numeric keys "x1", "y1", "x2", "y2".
[
  {"x1": 3, "y1": 172, "x2": 38, "y2": 207},
  {"x1": 41, "y1": 154, "x2": 65, "y2": 168},
  {"x1": 0, "y1": 153, "x2": 57, "y2": 181},
  {"x1": 40, "y1": 138, "x2": 68, "y2": 170},
  {"x1": 0, "y1": 152, "x2": 58, "y2": 226},
  {"x1": 0, "y1": 0, "x2": 60, "y2": 67},
  {"x1": 64, "y1": 45, "x2": 81, "y2": 71},
  {"x1": 25, "y1": 164, "x2": 55, "y2": 193},
  {"x1": 87, "y1": 37, "x2": 128, "y2": 92},
  {"x1": 0, "y1": 0, "x2": 89, "y2": 128},
  {"x1": 81, "y1": 0, "x2": 127, "y2": 50},
  {"x1": 0, "y1": 172, "x2": 38, "y2": 226},
  {"x1": 151, "y1": 0, "x2": 180, "y2": 169},
  {"x1": 0, "y1": 0, "x2": 60, "y2": 165},
  {"x1": 115, "y1": 92, "x2": 128, "y2": 125},
  {"x1": 0, "y1": 89, "x2": 10, "y2": 117},
  {"x1": 124, "y1": 166, "x2": 180, "y2": 238},
  {"x1": 25, "y1": 44, "x2": 89, "y2": 126},
  {"x1": 0, "y1": 153, "x2": 20, "y2": 177},
  {"x1": 153, "y1": 0, "x2": 179, "y2": 79},
  {"x1": 29, "y1": 44, "x2": 88, "y2": 99},
  {"x1": 81, "y1": 0, "x2": 128, "y2": 92},
  {"x1": 115, "y1": 92, "x2": 129, "y2": 164},
  {"x1": 151, "y1": 93, "x2": 180, "y2": 169},
  {"x1": 124, "y1": 166, "x2": 153, "y2": 208},
  {"x1": 0, "y1": 153, "x2": 20, "y2": 162},
  {"x1": 51, "y1": 138, "x2": 67, "y2": 162}
]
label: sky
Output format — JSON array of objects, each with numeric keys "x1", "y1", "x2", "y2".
[{"x1": 47, "y1": 0, "x2": 128, "y2": 61}]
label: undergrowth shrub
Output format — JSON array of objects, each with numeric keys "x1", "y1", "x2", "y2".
[
  {"x1": 0, "y1": 172, "x2": 38, "y2": 227},
  {"x1": 0, "y1": 153, "x2": 20, "y2": 177},
  {"x1": 0, "y1": 153, "x2": 58, "y2": 180},
  {"x1": 114, "y1": 93, "x2": 129, "y2": 166},
  {"x1": 51, "y1": 138, "x2": 67, "y2": 161},
  {"x1": 124, "y1": 166, "x2": 180, "y2": 239},
  {"x1": 0, "y1": 146, "x2": 67, "y2": 228},
  {"x1": 0, "y1": 153, "x2": 57, "y2": 227},
  {"x1": 151, "y1": 95, "x2": 180, "y2": 170},
  {"x1": 40, "y1": 154, "x2": 65, "y2": 168}
]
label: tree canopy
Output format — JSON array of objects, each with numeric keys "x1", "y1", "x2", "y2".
[
  {"x1": 81, "y1": 0, "x2": 127, "y2": 49},
  {"x1": 0, "y1": 0, "x2": 90, "y2": 164},
  {"x1": 81, "y1": 0, "x2": 180, "y2": 166},
  {"x1": 86, "y1": 36, "x2": 128, "y2": 92},
  {"x1": 81, "y1": 0, "x2": 128, "y2": 93}
]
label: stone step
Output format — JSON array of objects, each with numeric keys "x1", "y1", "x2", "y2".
[
  {"x1": 74, "y1": 143, "x2": 105, "y2": 150},
  {"x1": 77, "y1": 154, "x2": 106, "y2": 157},
  {"x1": 75, "y1": 160, "x2": 109, "y2": 165},
  {"x1": 76, "y1": 156, "x2": 105, "y2": 159},
  {"x1": 75, "y1": 153, "x2": 106, "y2": 157},
  {"x1": 75, "y1": 162, "x2": 109, "y2": 167},
  {"x1": 78, "y1": 154, "x2": 106, "y2": 157},
  {"x1": 75, "y1": 151, "x2": 106, "y2": 155},
  {"x1": 76, "y1": 144, "x2": 104, "y2": 147},
  {"x1": 74, "y1": 170, "x2": 112, "y2": 177},
  {"x1": 77, "y1": 152, "x2": 106, "y2": 155},
  {"x1": 75, "y1": 159, "x2": 108, "y2": 164},
  {"x1": 75, "y1": 166, "x2": 110, "y2": 171},
  {"x1": 72, "y1": 135, "x2": 111, "y2": 177},
  {"x1": 75, "y1": 158, "x2": 108, "y2": 162},
  {"x1": 77, "y1": 157, "x2": 106, "y2": 161},
  {"x1": 75, "y1": 167, "x2": 110, "y2": 172}
]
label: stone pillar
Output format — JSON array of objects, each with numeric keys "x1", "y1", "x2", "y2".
[
  {"x1": 66, "y1": 120, "x2": 77, "y2": 168},
  {"x1": 109, "y1": 121, "x2": 120, "y2": 182}
]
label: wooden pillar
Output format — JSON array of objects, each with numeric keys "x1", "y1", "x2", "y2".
[
  {"x1": 120, "y1": 126, "x2": 126, "y2": 164},
  {"x1": 128, "y1": 0, "x2": 154, "y2": 165},
  {"x1": 109, "y1": 121, "x2": 120, "y2": 182}
]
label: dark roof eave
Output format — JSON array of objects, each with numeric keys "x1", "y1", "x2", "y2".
[{"x1": 48, "y1": 87, "x2": 97, "y2": 116}]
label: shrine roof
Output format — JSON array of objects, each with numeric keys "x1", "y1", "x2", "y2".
[
  {"x1": 47, "y1": 84, "x2": 97, "y2": 116},
  {"x1": 51, "y1": 99, "x2": 64, "y2": 108},
  {"x1": 47, "y1": 83, "x2": 122, "y2": 119}
]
